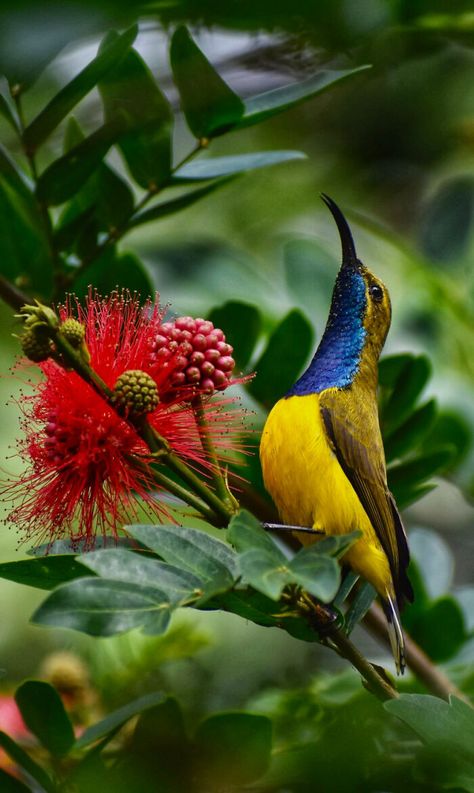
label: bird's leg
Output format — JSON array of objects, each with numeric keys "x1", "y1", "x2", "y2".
[{"x1": 262, "y1": 522, "x2": 325, "y2": 534}]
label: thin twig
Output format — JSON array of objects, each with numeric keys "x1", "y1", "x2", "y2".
[{"x1": 364, "y1": 602, "x2": 472, "y2": 704}]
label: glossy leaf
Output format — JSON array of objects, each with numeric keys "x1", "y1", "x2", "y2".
[
  {"x1": 79, "y1": 549, "x2": 204, "y2": 604},
  {"x1": 382, "y1": 354, "x2": 432, "y2": 432},
  {"x1": 215, "y1": 589, "x2": 318, "y2": 642},
  {"x1": 0, "y1": 146, "x2": 52, "y2": 295},
  {"x1": 288, "y1": 548, "x2": 340, "y2": 602},
  {"x1": 420, "y1": 177, "x2": 474, "y2": 263},
  {"x1": 238, "y1": 547, "x2": 292, "y2": 600},
  {"x1": 228, "y1": 510, "x2": 285, "y2": 556},
  {"x1": 32, "y1": 577, "x2": 172, "y2": 637},
  {"x1": 247, "y1": 309, "x2": 314, "y2": 408},
  {"x1": 385, "y1": 695, "x2": 474, "y2": 792},
  {"x1": 388, "y1": 448, "x2": 455, "y2": 492},
  {"x1": 208, "y1": 300, "x2": 262, "y2": 369},
  {"x1": 422, "y1": 409, "x2": 472, "y2": 470},
  {"x1": 383, "y1": 399, "x2": 437, "y2": 462},
  {"x1": 15, "y1": 681, "x2": 75, "y2": 756},
  {"x1": 237, "y1": 66, "x2": 371, "y2": 129},
  {"x1": 170, "y1": 26, "x2": 244, "y2": 138},
  {"x1": 75, "y1": 691, "x2": 166, "y2": 749},
  {"x1": 70, "y1": 249, "x2": 153, "y2": 300},
  {"x1": 173, "y1": 150, "x2": 306, "y2": 182},
  {"x1": 127, "y1": 524, "x2": 237, "y2": 596},
  {"x1": 0, "y1": 555, "x2": 89, "y2": 590},
  {"x1": 409, "y1": 528, "x2": 454, "y2": 600},
  {"x1": 0, "y1": 94, "x2": 20, "y2": 134},
  {"x1": 128, "y1": 178, "x2": 234, "y2": 229},
  {"x1": 344, "y1": 580, "x2": 377, "y2": 634},
  {"x1": 22, "y1": 26, "x2": 137, "y2": 151},
  {"x1": 0, "y1": 732, "x2": 56, "y2": 793},
  {"x1": 36, "y1": 120, "x2": 123, "y2": 206},
  {"x1": 195, "y1": 712, "x2": 272, "y2": 786},
  {"x1": 99, "y1": 41, "x2": 172, "y2": 189},
  {"x1": 407, "y1": 595, "x2": 466, "y2": 661}
]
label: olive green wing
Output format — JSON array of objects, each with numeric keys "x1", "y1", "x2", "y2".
[{"x1": 319, "y1": 388, "x2": 412, "y2": 604}]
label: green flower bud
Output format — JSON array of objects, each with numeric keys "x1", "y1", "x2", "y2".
[
  {"x1": 20, "y1": 327, "x2": 52, "y2": 362},
  {"x1": 60, "y1": 318, "x2": 86, "y2": 348},
  {"x1": 112, "y1": 370, "x2": 159, "y2": 416}
]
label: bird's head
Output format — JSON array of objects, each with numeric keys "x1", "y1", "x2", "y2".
[{"x1": 322, "y1": 194, "x2": 392, "y2": 352}]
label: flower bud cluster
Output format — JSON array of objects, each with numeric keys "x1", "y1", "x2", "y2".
[
  {"x1": 149, "y1": 316, "x2": 236, "y2": 395},
  {"x1": 20, "y1": 326, "x2": 52, "y2": 362},
  {"x1": 112, "y1": 369, "x2": 159, "y2": 416}
]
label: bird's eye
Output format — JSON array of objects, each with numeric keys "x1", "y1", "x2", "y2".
[{"x1": 369, "y1": 284, "x2": 383, "y2": 302}]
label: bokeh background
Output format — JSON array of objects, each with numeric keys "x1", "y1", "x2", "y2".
[{"x1": 0, "y1": 0, "x2": 473, "y2": 780}]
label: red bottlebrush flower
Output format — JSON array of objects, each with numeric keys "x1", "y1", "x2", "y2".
[
  {"x1": 148, "y1": 316, "x2": 237, "y2": 396},
  {"x1": 4, "y1": 292, "x2": 242, "y2": 548}
]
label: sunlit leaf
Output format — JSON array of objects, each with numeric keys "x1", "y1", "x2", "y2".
[
  {"x1": 237, "y1": 66, "x2": 371, "y2": 129},
  {"x1": 173, "y1": 151, "x2": 306, "y2": 182},
  {"x1": 170, "y1": 26, "x2": 244, "y2": 138},
  {"x1": 22, "y1": 26, "x2": 137, "y2": 151},
  {"x1": 99, "y1": 40, "x2": 172, "y2": 189},
  {"x1": 32, "y1": 577, "x2": 172, "y2": 637}
]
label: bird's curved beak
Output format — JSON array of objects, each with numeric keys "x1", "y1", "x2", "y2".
[{"x1": 321, "y1": 194, "x2": 359, "y2": 270}]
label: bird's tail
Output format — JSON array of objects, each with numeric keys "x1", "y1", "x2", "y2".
[{"x1": 382, "y1": 594, "x2": 406, "y2": 675}]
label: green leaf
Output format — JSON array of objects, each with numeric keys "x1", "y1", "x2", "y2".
[
  {"x1": 382, "y1": 355, "x2": 432, "y2": 432},
  {"x1": 0, "y1": 94, "x2": 20, "y2": 134},
  {"x1": 408, "y1": 596, "x2": 466, "y2": 662},
  {"x1": 420, "y1": 176, "x2": 474, "y2": 263},
  {"x1": 378, "y1": 353, "x2": 414, "y2": 388},
  {"x1": 79, "y1": 549, "x2": 204, "y2": 604},
  {"x1": 126, "y1": 524, "x2": 237, "y2": 599},
  {"x1": 22, "y1": 26, "x2": 137, "y2": 152},
  {"x1": 0, "y1": 769, "x2": 33, "y2": 793},
  {"x1": 385, "y1": 694, "x2": 474, "y2": 792},
  {"x1": 0, "y1": 555, "x2": 90, "y2": 590},
  {"x1": 409, "y1": 528, "x2": 454, "y2": 599},
  {"x1": 99, "y1": 41, "x2": 172, "y2": 189},
  {"x1": 288, "y1": 548, "x2": 341, "y2": 602},
  {"x1": 0, "y1": 146, "x2": 52, "y2": 296},
  {"x1": 174, "y1": 151, "x2": 306, "y2": 182},
  {"x1": 237, "y1": 66, "x2": 371, "y2": 129},
  {"x1": 333, "y1": 571, "x2": 360, "y2": 608},
  {"x1": 15, "y1": 681, "x2": 75, "y2": 757},
  {"x1": 32, "y1": 577, "x2": 172, "y2": 637},
  {"x1": 70, "y1": 248, "x2": 153, "y2": 300},
  {"x1": 238, "y1": 548, "x2": 292, "y2": 600},
  {"x1": 383, "y1": 399, "x2": 437, "y2": 462},
  {"x1": 28, "y1": 536, "x2": 137, "y2": 556},
  {"x1": 305, "y1": 531, "x2": 361, "y2": 559},
  {"x1": 36, "y1": 120, "x2": 124, "y2": 206},
  {"x1": 195, "y1": 713, "x2": 272, "y2": 786},
  {"x1": 247, "y1": 309, "x2": 314, "y2": 408},
  {"x1": 391, "y1": 482, "x2": 436, "y2": 510},
  {"x1": 214, "y1": 589, "x2": 318, "y2": 642},
  {"x1": 75, "y1": 691, "x2": 166, "y2": 749},
  {"x1": 388, "y1": 448, "x2": 455, "y2": 492},
  {"x1": 344, "y1": 580, "x2": 377, "y2": 634},
  {"x1": 227, "y1": 510, "x2": 285, "y2": 556},
  {"x1": 208, "y1": 300, "x2": 262, "y2": 369},
  {"x1": 170, "y1": 26, "x2": 244, "y2": 138},
  {"x1": 422, "y1": 409, "x2": 472, "y2": 470},
  {"x1": 0, "y1": 732, "x2": 56, "y2": 793},
  {"x1": 128, "y1": 178, "x2": 234, "y2": 229}
]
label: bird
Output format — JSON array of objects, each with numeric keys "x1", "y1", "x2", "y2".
[{"x1": 259, "y1": 194, "x2": 413, "y2": 674}]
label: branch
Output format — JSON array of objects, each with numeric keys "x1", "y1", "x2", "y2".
[
  {"x1": 363, "y1": 602, "x2": 471, "y2": 704},
  {"x1": 0, "y1": 275, "x2": 32, "y2": 312}
]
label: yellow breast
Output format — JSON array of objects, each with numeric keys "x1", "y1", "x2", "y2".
[{"x1": 259, "y1": 393, "x2": 392, "y2": 596}]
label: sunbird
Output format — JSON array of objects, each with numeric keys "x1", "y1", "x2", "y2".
[{"x1": 260, "y1": 195, "x2": 413, "y2": 673}]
